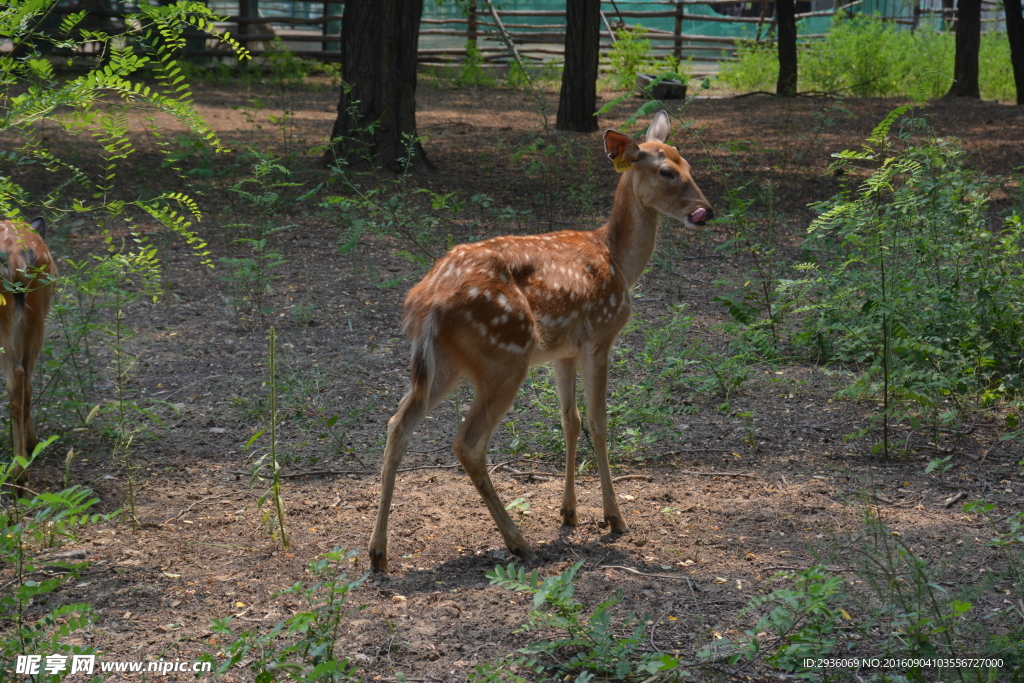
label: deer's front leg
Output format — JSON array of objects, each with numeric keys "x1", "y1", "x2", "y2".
[
  {"x1": 582, "y1": 346, "x2": 628, "y2": 533},
  {"x1": 552, "y1": 357, "x2": 581, "y2": 526}
]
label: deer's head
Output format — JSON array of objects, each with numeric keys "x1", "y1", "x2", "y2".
[{"x1": 604, "y1": 111, "x2": 714, "y2": 229}]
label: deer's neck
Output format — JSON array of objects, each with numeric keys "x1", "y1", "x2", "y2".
[{"x1": 599, "y1": 171, "x2": 661, "y2": 287}]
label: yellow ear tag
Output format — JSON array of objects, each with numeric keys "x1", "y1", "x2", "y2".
[{"x1": 613, "y1": 154, "x2": 633, "y2": 173}]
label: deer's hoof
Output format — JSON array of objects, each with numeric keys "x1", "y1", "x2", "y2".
[
  {"x1": 604, "y1": 515, "x2": 629, "y2": 534},
  {"x1": 368, "y1": 549, "x2": 389, "y2": 574},
  {"x1": 510, "y1": 543, "x2": 538, "y2": 562},
  {"x1": 560, "y1": 507, "x2": 579, "y2": 526}
]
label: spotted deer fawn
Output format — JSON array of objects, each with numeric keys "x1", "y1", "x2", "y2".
[
  {"x1": 0, "y1": 218, "x2": 55, "y2": 487},
  {"x1": 369, "y1": 112, "x2": 713, "y2": 572}
]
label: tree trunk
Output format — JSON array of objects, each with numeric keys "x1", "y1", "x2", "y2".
[
  {"x1": 556, "y1": 0, "x2": 601, "y2": 132},
  {"x1": 1006, "y1": 0, "x2": 1024, "y2": 104},
  {"x1": 323, "y1": 0, "x2": 429, "y2": 171},
  {"x1": 946, "y1": 0, "x2": 981, "y2": 98},
  {"x1": 775, "y1": 0, "x2": 797, "y2": 96}
]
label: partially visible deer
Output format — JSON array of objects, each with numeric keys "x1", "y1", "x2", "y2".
[
  {"x1": 369, "y1": 112, "x2": 713, "y2": 572},
  {"x1": 0, "y1": 217, "x2": 55, "y2": 486}
]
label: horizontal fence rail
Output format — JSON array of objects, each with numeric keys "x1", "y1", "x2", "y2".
[{"x1": 22, "y1": 0, "x2": 1014, "y2": 71}]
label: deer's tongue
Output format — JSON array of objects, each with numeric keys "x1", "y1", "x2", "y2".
[{"x1": 690, "y1": 208, "x2": 707, "y2": 223}]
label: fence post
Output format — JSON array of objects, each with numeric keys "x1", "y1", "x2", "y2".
[
  {"x1": 238, "y1": 0, "x2": 258, "y2": 52},
  {"x1": 673, "y1": 0, "x2": 683, "y2": 65}
]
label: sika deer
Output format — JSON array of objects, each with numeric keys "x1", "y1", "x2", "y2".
[
  {"x1": 369, "y1": 112, "x2": 713, "y2": 572},
  {"x1": 0, "y1": 217, "x2": 55, "y2": 487}
]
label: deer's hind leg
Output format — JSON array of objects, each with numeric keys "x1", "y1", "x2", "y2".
[
  {"x1": 552, "y1": 357, "x2": 581, "y2": 526},
  {"x1": 454, "y1": 363, "x2": 535, "y2": 560},
  {"x1": 21, "y1": 290, "x2": 48, "y2": 457},
  {"x1": 368, "y1": 356, "x2": 460, "y2": 573}
]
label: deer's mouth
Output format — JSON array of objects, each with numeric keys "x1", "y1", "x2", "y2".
[{"x1": 688, "y1": 207, "x2": 708, "y2": 226}]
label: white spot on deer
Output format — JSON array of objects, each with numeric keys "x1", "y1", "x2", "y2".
[
  {"x1": 499, "y1": 272, "x2": 508, "y2": 283},
  {"x1": 464, "y1": 311, "x2": 473, "y2": 321},
  {"x1": 497, "y1": 293, "x2": 510, "y2": 310},
  {"x1": 469, "y1": 286, "x2": 479, "y2": 298},
  {"x1": 483, "y1": 290, "x2": 492, "y2": 301},
  {"x1": 609, "y1": 293, "x2": 617, "y2": 307},
  {"x1": 501, "y1": 314, "x2": 509, "y2": 324},
  {"x1": 489, "y1": 335, "x2": 498, "y2": 345},
  {"x1": 609, "y1": 265, "x2": 615, "y2": 275}
]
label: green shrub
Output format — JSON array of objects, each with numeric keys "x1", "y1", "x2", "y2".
[
  {"x1": 472, "y1": 562, "x2": 685, "y2": 682},
  {"x1": 604, "y1": 23, "x2": 680, "y2": 91},
  {"x1": 0, "y1": 454, "x2": 117, "y2": 682},
  {"x1": 788, "y1": 106, "x2": 1024, "y2": 435},
  {"x1": 717, "y1": 40, "x2": 778, "y2": 93},
  {"x1": 201, "y1": 548, "x2": 367, "y2": 682},
  {"x1": 719, "y1": 17, "x2": 1015, "y2": 100},
  {"x1": 980, "y1": 31, "x2": 1015, "y2": 101},
  {"x1": 710, "y1": 509, "x2": 1018, "y2": 678}
]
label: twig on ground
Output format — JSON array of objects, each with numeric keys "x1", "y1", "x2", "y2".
[
  {"x1": 489, "y1": 458, "x2": 547, "y2": 474},
  {"x1": 612, "y1": 474, "x2": 653, "y2": 483},
  {"x1": 843, "y1": 489, "x2": 895, "y2": 504},
  {"x1": 230, "y1": 469, "x2": 367, "y2": 479},
  {"x1": 166, "y1": 494, "x2": 245, "y2": 524},
  {"x1": 398, "y1": 463, "x2": 463, "y2": 473},
  {"x1": 657, "y1": 448, "x2": 742, "y2": 456},
  {"x1": 677, "y1": 470, "x2": 756, "y2": 478},
  {"x1": 944, "y1": 491, "x2": 966, "y2": 508},
  {"x1": 151, "y1": 374, "x2": 223, "y2": 399},
  {"x1": 600, "y1": 565, "x2": 693, "y2": 581}
]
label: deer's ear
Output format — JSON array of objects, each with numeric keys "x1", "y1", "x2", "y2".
[
  {"x1": 604, "y1": 129, "x2": 638, "y2": 162},
  {"x1": 29, "y1": 217, "x2": 46, "y2": 240},
  {"x1": 646, "y1": 111, "x2": 671, "y2": 143}
]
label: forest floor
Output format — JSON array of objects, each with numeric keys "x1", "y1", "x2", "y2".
[{"x1": 9, "y1": 76, "x2": 1024, "y2": 681}]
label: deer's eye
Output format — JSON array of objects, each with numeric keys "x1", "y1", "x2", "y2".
[{"x1": 659, "y1": 168, "x2": 675, "y2": 179}]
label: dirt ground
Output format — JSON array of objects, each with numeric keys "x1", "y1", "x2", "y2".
[{"x1": 9, "y1": 77, "x2": 1024, "y2": 681}]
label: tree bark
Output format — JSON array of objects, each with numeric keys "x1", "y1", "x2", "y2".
[
  {"x1": 946, "y1": 0, "x2": 981, "y2": 98},
  {"x1": 1006, "y1": 0, "x2": 1024, "y2": 104},
  {"x1": 323, "y1": 0, "x2": 429, "y2": 171},
  {"x1": 775, "y1": 0, "x2": 797, "y2": 96},
  {"x1": 556, "y1": 0, "x2": 601, "y2": 132}
]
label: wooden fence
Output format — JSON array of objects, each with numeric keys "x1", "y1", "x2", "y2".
[{"x1": 35, "y1": 0, "x2": 1012, "y2": 70}]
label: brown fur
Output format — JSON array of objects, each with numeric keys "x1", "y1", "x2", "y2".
[
  {"x1": 0, "y1": 219, "x2": 55, "y2": 487},
  {"x1": 369, "y1": 113, "x2": 713, "y2": 571}
]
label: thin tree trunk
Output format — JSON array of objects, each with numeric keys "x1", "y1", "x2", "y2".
[
  {"x1": 942, "y1": 0, "x2": 956, "y2": 29},
  {"x1": 1006, "y1": 0, "x2": 1024, "y2": 104},
  {"x1": 945, "y1": 0, "x2": 981, "y2": 97},
  {"x1": 556, "y1": 0, "x2": 600, "y2": 132},
  {"x1": 775, "y1": 0, "x2": 797, "y2": 96},
  {"x1": 323, "y1": 0, "x2": 429, "y2": 171}
]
